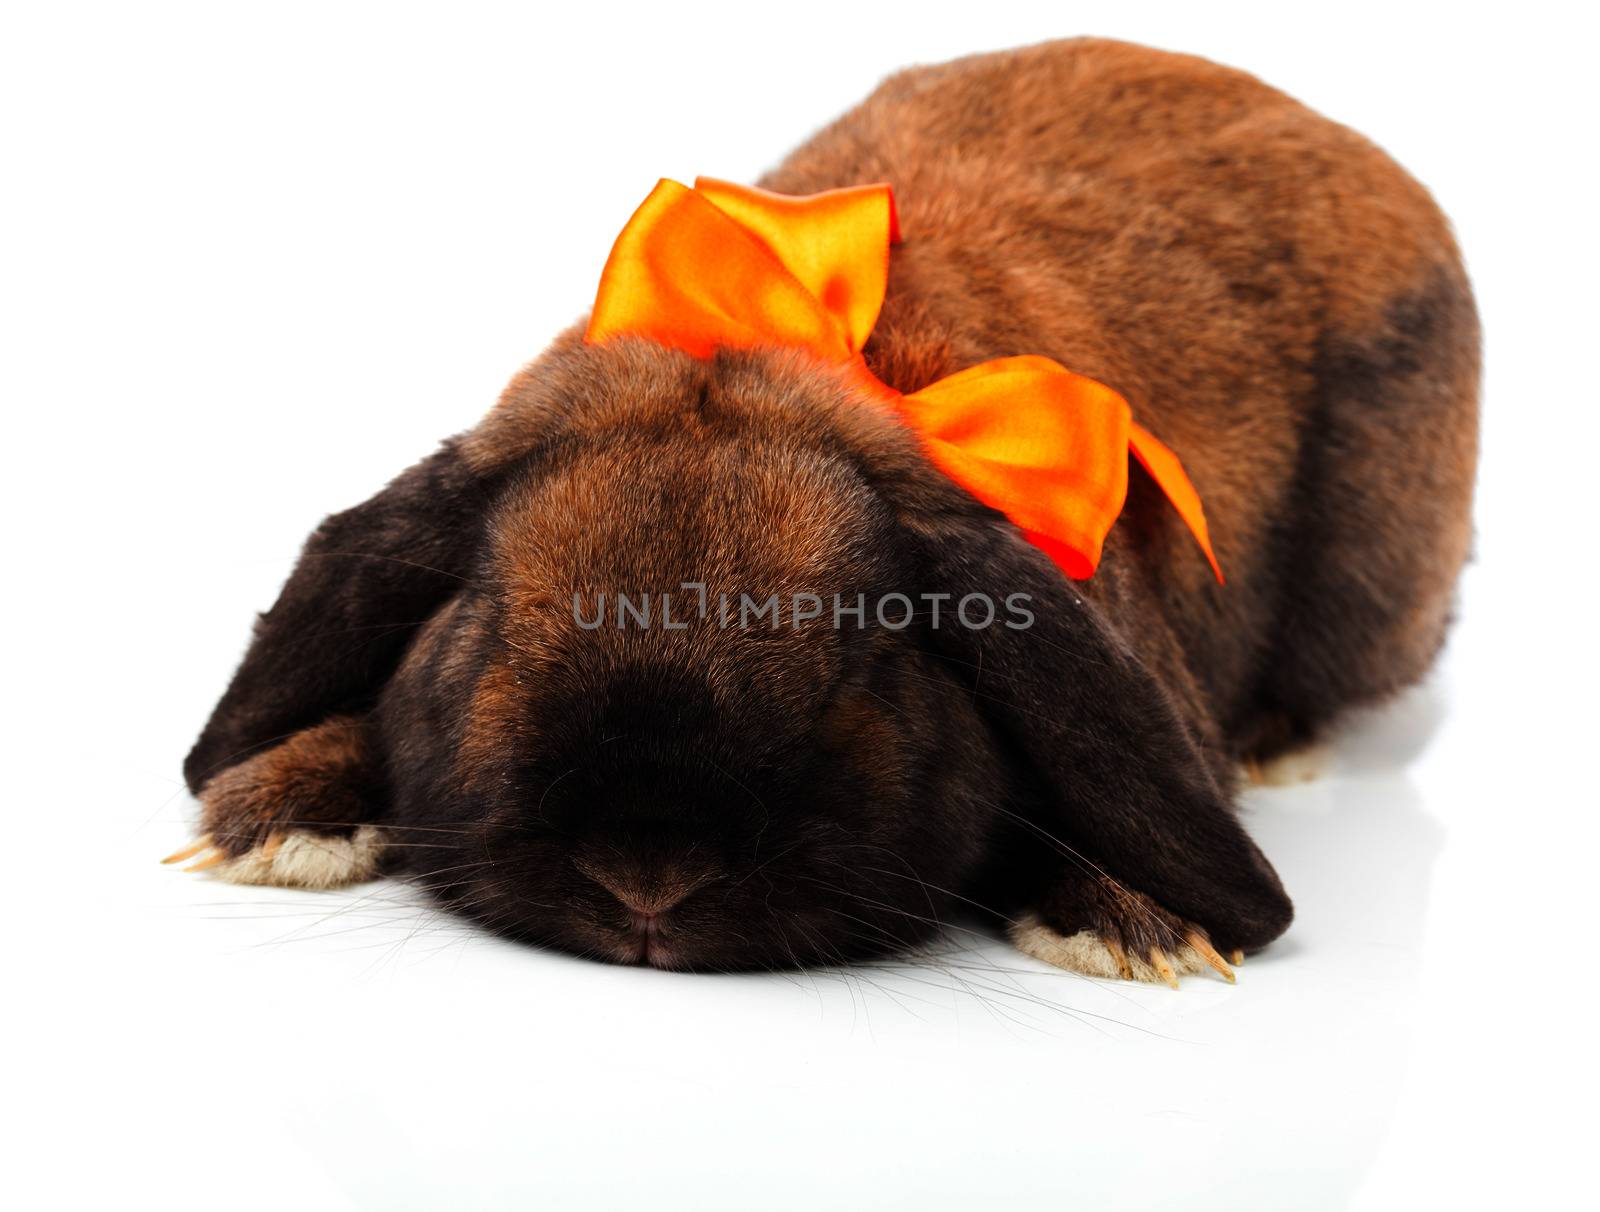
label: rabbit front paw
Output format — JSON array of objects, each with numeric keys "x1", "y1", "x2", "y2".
[
  {"x1": 1009, "y1": 874, "x2": 1239, "y2": 987},
  {"x1": 165, "y1": 716, "x2": 385, "y2": 889}
]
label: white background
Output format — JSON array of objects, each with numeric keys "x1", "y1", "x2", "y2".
[{"x1": 3, "y1": 2, "x2": 1595, "y2": 1208}]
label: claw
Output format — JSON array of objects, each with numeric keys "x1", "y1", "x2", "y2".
[
  {"x1": 1187, "y1": 932, "x2": 1236, "y2": 983},
  {"x1": 161, "y1": 837, "x2": 211, "y2": 865},
  {"x1": 1104, "y1": 937, "x2": 1134, "y2": 981},
  {"x1": 183, "y1": 849, "x2": 230, "y2": 873},
  {"x1": 1149, "y1": 947, "x2": 1180, "y2": 989},
  {"x1": 1230, "y1": 949, "x2": 1244, "y2": 967}
]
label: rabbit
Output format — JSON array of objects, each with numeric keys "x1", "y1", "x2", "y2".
[{"x1": 173, "y1": 38, "x2": 1478, "y2": 983}]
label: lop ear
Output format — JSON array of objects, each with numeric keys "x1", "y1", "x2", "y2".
[
  {"x1": 906, "y1": 508, "x2": 1292, "y2": 950},
  {"x1": 184, "y1": 438, "x2": 498, "y2": 794}
]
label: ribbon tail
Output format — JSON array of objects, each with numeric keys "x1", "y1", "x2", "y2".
[{"x1": 1128, "y1": 423, "x2": 1225, "y2": 584}]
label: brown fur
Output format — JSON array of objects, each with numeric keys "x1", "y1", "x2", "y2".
[
  {"x1": 763, "y1": 38, "x2": 1478, "y2": 757},
  {"x1": 185, "y1": 40, "x2": 1477, "y2": 972},
  {"x1": 198, "y1": 715, "x2": 382, "y2": 856}
]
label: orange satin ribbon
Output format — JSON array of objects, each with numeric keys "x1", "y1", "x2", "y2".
[{"x1": 586, "y1": 177, "x2": 1222, "y2": 582}]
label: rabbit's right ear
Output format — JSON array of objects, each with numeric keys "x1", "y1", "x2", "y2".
[{"x1": 184, "y1": 438, "x2": 499, "y2": 793}]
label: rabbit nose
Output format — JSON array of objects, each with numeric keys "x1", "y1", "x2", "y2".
[
  {"x1": 593, "y1": 874, "x2": 692, "y2": 917},
  {"x1": 574, "y1": 853, "x2": 717, "y2": 918}
]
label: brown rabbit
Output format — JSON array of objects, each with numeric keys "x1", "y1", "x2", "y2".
[{"x1": 174, "y1": 38, "x2": 1478, "y2": 983}]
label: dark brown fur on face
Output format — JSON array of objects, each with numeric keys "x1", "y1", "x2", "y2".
[{"x1": 183, "y1": 40, "x2": 1478, "y2": 978}]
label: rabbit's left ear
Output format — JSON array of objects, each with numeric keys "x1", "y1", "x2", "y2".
[
  {"x1": 184, "y1": 437, "x2": 499, "y2": 794},
  {"x1": 901, "y1": 505, "x2": 1293, "y2": 950}
]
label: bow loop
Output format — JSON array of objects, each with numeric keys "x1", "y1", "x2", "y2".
[
  {"x1": 587, "y1": 179, "x2": 850, "y2": 360},
  {"x1": 896, "y1": 356, "x2": 1134, "y2": 580},
  {"x1": 585, "y1": 178, "x2": 1222, "y2": 583},
  {"x1": 692, "y1": 177, "x2": 899, "y2": 354}
]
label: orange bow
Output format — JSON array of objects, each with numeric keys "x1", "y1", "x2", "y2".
[{"x1": 586, "y1": 177, "x2": 1222, "y2": 582}]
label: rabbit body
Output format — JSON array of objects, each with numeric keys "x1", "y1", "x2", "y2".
[{"x1": 180, "y1": 40, "x2": 1477, "y2": 980}]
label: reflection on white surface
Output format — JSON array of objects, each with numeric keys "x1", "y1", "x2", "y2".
[{"x1": 59, "y1": 689, "x2": 1442, "y2": 1212}]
